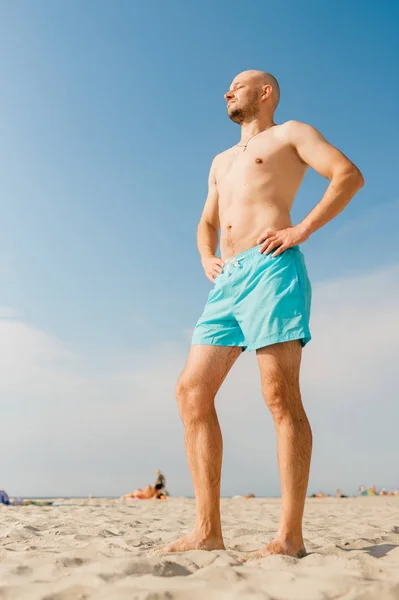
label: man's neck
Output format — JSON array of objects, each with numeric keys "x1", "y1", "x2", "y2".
[{"x1": 239, "y1": 116, "x2": 275, "y2": 144}]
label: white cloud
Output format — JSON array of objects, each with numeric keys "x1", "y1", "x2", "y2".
[
  {"x1": 0, "y1": 306, "x2": 18, "y2": 319},
  {"x1": 0, "y1": 264, "x2": 398, "y2": 498}
]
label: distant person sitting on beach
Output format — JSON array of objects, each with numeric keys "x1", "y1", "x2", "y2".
[
  {"x1": 154, "y1": 469, "x2": 168, "y2": 499},
  {"x1": 359, "y1": 484, "x2": 378, "y2": 496},
  {"x1": 336, "y1": 488, "x2": 348, "y2": 498},
  {"x1": 0, "y1": 490, "x2": 10, "y2": 505},
  {"x1": 121, "y1": 470, "x2": 169, "y2": 501}
]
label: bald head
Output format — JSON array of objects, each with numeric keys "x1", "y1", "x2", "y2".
[
  {"x1": 256, "y1": 71, "x2": 280, "y2": 110},
  {"x1": 225, "y1": 70, "x2": 280, "y2": 123}
]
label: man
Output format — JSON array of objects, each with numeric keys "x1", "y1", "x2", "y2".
[{"x1": 163, "y1": 70, "x2": 363, "y2": 558}]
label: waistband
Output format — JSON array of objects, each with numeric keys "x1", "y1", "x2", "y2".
[{"x1": 224, "y1": 243, "x2": 299, "y2": 264}]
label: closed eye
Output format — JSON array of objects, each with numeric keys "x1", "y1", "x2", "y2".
[{"x1": 229, "y1": 84, "x2": 245, "y2": 92}]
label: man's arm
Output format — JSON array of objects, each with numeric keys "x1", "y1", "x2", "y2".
[
  {"x1": 197, "y1": 159, "x2": 225, "y2": 282},
  {"x1": 290, "y1": 121, "x2": 364, "y2": 236},
  {"x1": 258, "y1": 121, "x2": 364, "y2": 256},
  {"x1": 197, "y1": 159, "x2": 220, "y2": 259}
]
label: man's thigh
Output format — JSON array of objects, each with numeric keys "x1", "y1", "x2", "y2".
[
  {"x1": 256, "y1": 340, "x2": 302, "y2": 400},
  {"x1": 180, "y1": 345, "x2": 242, "y2": 397}
]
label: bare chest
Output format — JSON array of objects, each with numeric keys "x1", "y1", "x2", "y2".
[{"x1": 216, "y1": 137, "x2": 304, "y2": 193}]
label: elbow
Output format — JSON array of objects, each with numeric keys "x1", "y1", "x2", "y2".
[
  {"x1": 336, "y1": 164, "x2": 364, "y2": 191},
  {"x1": 199, "y1": 216, "x2": 219, "y2": 232},
  {"x1": 346, "y1": 164, "x2": 364, "y2": 191},
  {"x1": 352, "y1": 166, "x2": 364, "y2": 191}
]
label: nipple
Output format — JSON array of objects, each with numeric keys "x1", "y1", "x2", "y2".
[{"x1": 255, "y1": 158, "x2": 263, "y2": 164}]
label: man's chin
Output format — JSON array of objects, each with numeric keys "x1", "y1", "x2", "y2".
[{"x1": 227, "y1": 108, "x2": 243, "y2": 123}]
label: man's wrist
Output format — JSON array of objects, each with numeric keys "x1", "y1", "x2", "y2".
[
  {"x1": 200, "y1": 251, "x2": 216, "y2": 262},
  {"x1": 296, "y1": 221, "x2": 312, "y2": 240}
]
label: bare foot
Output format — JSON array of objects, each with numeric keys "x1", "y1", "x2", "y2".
[
  {"x1": 245, "y1": 538, "x2": 306, "y2": 561},
  {"x1": 154, "y1": 531, "x2": 225, "y2": 554}
]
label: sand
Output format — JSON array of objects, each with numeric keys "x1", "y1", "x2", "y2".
[{"x1": 1, "y1": 496, "x2": 398, "y2": 599}]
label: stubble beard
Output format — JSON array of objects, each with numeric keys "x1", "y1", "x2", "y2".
[
  {"x1": 227, "y1": 94, "x2": 260, "y2": 124},
  {"x1": 228, "y1": 107, "x2": 244, "y2": 124}
]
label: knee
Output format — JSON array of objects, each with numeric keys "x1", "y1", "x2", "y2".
[
  {"x1": 263, "y1": 380, "x2": 303, "y2": 425},
  {"x1": 175, "y1": 376, "x2": 214, "y2": 424},
  {"x1": 264, "y1": 384, "x2": 289, "y2": 424}
]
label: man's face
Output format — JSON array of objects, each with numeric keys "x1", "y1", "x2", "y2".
[{"x1": 224, "y1": 75, "x2": 261, "y2": 123}]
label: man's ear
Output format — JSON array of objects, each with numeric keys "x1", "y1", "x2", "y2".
[{"x1": 261, "y1": 84, "x2": 272, "y2": 100}]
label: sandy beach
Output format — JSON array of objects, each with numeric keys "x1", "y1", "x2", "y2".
[{"x1": 1, "y1": 496, "x2": 398, "y2": 599}]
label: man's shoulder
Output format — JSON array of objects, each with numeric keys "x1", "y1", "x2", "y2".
[
  {"x1": 214, "y1": 146, "x2": 235, "y2": 160},
  {"x1": 275, "y1": 120, "x2": 308, "y2": 136},
  {"x1": 280, "y1": 119, "x2": 305, "y2": 127},
  {"x1": 277, "y1": 120, "x2": 320, "y2": 141},
  {"x1": 210, "y1": 147, "x2": 235, "y2": 170}
]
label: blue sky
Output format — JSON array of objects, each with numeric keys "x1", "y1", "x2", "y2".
[{"x1": 1, "y1": 1, "x2": 398, "y2": 498}]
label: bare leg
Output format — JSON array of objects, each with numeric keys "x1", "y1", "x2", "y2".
[
  {"x1": 249, "y1": 341, "x2": 312, "y2": 559},
  {"x1": 160, "y1": 344, "x2": 242, "y2": 552}
]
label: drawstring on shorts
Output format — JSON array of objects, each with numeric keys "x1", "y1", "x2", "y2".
[{"x1": 224, "y1": 257, "x2": 242, "y2": 276}]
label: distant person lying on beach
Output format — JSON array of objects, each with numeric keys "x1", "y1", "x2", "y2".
[
  {"x1": 379, "y1": 488, "x2": 399, "y2": 496},
  {"x1": 0, "y1": 491, "x2": 52, "y2": 506},
  {"x1": 121, "y1": 485, "x2": 156, "y2": 500},
  {"x1": 121, "y1": 479, "x2": 168, "y2": 501},
  {"x1": 232, "y1": 493, "x2": 256, "y2": 499}
]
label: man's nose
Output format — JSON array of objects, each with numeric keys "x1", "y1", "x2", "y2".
[{"x1": 224, "y1": 90, "x2": 234, "y2": 101}]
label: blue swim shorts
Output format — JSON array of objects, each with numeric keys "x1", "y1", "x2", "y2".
[{"x1": 191, "y1": 244, "x2": 312, "y2": 352}]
